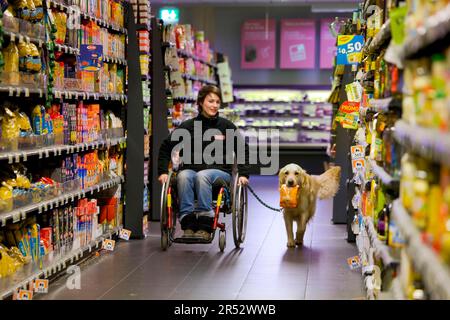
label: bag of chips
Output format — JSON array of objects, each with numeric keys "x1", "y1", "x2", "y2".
[{"x1": 280, "y1": 185, "x2": 299, "y2": 208}]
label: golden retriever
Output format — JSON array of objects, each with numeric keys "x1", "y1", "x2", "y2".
[{"x1": 278, "y1": 164, "x2": 341, "y2": 248}]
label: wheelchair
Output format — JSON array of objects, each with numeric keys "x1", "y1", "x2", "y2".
[{"x1": 160, "y1": 162, "x2": 248, "y2": 252}]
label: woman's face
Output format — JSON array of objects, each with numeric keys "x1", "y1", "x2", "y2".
[{"x1": 200, "y1": 93, "x2": 221, "y2": 118}]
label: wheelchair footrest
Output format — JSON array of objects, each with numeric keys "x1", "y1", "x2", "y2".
[{"x1": 173, "y1": 236, "x2": 213, "y2": 244}]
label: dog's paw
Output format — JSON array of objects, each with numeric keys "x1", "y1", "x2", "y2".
[
  {"x1": 287, "y1": 241, "x2": 296, "y2": 248},
  {"x1": 295, "y1": 240, "x2": 303, "y2": 246}
]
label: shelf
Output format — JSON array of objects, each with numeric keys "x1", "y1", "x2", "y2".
[
  {"x1": 162, "y1": 41, "x2": 176, "y2": 48},
  {"x1": 48, "y1": 0, "x2": 127, "y2": 35},
  {"x1": 394, "y1": 120, "x2": 450, "y2": 166},
  {"x1": 0, "y1": 136, "x2": 126, "y2": 163},
  {"x1": 364, "y1": 19, "x2": 391, "y2": 55},
  {"x1": 0, "y1": 86, "x2": 46, "y2": 97},
  {"x1": 176, "y1": 49, "x2": 217, "y2": 68},
  {"x1": 0, "y1": 175, "x2": 124, "y2": 227},
  {"x1": 0, "y1": 226, "x2": 120, "y2": 300},
  {"x1": 181, "y1": 73, "x2": 218, "y2": 85},
  {"x1": 173, "y1": 96, "x2": 196, "y2": 103},
  {"x1": 55, "y1": 43, "x2": 80, "y2": 55},
  {"x1": 368, "y1": 158, "x2": 399, "y2": 187},
  {"x1": 401, "y1": 3, "x2": 450, "y2": 60},
  {"x1": 104, "y1": 56, "x2": 127, "y2": 66},
  {"x1": 52, "y1": 89, "x2": 127, "y2": 102},
  {"x1": 364, "y1": 216, "x2": 397, "y2": 268},
  {"x1": 359, "y1": 97, "x2": 402, "y2": 116},
  {"x1": 392, "y1": 199, "x2": 450, "y2": 300},
  {"x1": 136, "y1": 23, "x2": 151, "y2": 31},
  {"x1": 3, "y1": 30, "x2": 45, "y2": 47}
]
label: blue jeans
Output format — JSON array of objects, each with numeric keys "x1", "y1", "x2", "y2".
[{"x1": 177, "y1": 169, "x2": 231, "y2": 220}]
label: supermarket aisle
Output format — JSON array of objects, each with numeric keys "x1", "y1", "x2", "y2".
[{"x1": 38, "y1": 175, "x2": 364, "y2": 300}]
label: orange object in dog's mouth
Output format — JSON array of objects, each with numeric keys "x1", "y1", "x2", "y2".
[{"x1": 280, "y1": 185, "x2": 300, "y2": 208}]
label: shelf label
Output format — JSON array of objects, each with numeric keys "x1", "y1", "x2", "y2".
[
  {"x1": 15, "y1": 154, "x2": 20, "y2": 163},
  {"x1": 8, "y1": 155, "x2": 13, "y2": 164},
  {"x1": 13, "y1": 212, "x2": 21, "y2": 223},
  {"x1": 347, "y1": 256, "x2": 362, "y2": 270},
  {"x1": 16, "y1": 88, "x2": 21, "y2": 97},
  {"x1": 9, "y1": 87, "x2": 14, "y2": 96},
  {"x1": 24, "y1": 88, "x2": 30, "y2": 97},
  {"x1": 119, "y1": 229, "x2": 131, "y2": 241},
  {"x1": 102, "y1": 239, "x2": 116, "y2": 251},
  {"x1": 34, "y1": 279, "x2": 49, "y2": 294},
  {"x1": 16, "y1": 290, "x2": 33, "y2": 300}
]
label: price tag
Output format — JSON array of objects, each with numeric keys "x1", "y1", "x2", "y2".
[
  {"x1": 74, "y1": 93, "x2": 78, "y2": 100},
  {"x1": 17, "y1": 290, "x2": 33, "y2": 300},
  {"x1": 38, "y1": 206, "x2": 42, "y2": 214},
  {"x1": 49, "y1": 202, "x2": 53, "y2": 210},
  {"x1": 45, "y1": 150, "x2": 49, "y2": 158},
  {"x1": 19, "y1": 34, "x2": 24, "y2": 43},
  {"x1": 25, "y1": 88, "x2": 30, "y2": 97},
  {"x1": 25, "y1": 36, "x2": 30, "y2": 43},
  {"x1": 86, "y1": 92, "x2": 90, "y2": 100},
  {"x1": 71, "y1": 195, "x2": 74, "y2": 202},
  {"x1": 39, "y1": 89, "x2": 43, "y2": 98},
  {"x1": 337, "y1": 35, "x2": 364, "y2": 65},
  {"x1": 119, "y1": 229, "x2": 131, "y2": 241},
  {"x1": 64, "y1": 46, "x2": 68, "y2": 53},
  {"x1": 8, "y1": 154, "x2": 13, "y2": 164},
  {"x1": 16, "y1": 88, "x2": 21, "y2": 97},
  {"x1": 13, "y1": 212, "x2": 21, "y2": 223},
  {"x1": 64, "y1": 91, "x2": 69, "y2": 99},
  {"x1": 69, "y1": 92, "x2": 72, "y2": 99},
  {"x1": 10, "y1": 32, "x2": 15, "y2": 41},
  {"x1": 34, "y1": 279, "x2": 49, "y2": 294},
  {"x1": 9, "y1": 87, "x2": 14, "y2": 96},
  {"x1": 347, "y1": 256, "x2": 362, "y2": 270},
  {"x1": 43, "y1": 203, "x2": 47, "y2": 211},
  {"x1": 15, "y1": 154, "x2": 20, "y2": 163},
  {"x1": 23, "y1": 154, "x2": 27, "y2": 162}
]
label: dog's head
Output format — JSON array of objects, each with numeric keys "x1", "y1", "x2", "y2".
[{"x1": 278, "y1": 163, "x2": 307, "y2": 188}]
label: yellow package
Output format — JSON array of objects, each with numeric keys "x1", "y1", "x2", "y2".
[
  {"x1": 31, "y1": 0, "x2": 44, "y2": 21},
  {"x1": 280, "y1": 185, "x2": 299, "y2": 208},
  {"x1": 2, "y1": 42, "x2": 20, "y2": 85},
  {"x1": 1, "y1": 108, "x2": 20, "y2": 140}
]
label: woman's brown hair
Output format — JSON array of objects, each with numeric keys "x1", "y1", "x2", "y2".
[{"x1": 197, "y1": 85, "x2": 222, "y2": 113}]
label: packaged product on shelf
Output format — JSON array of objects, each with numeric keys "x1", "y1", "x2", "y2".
[
  {"x1": 30, "y1": 0, "x2": 43, "y2": 22},
  {"x1": 53, "y1": 10, "x2": 67, "y2": 44},
  {"x1": 2, "y1": 42, "x2": 20, "y2": 85}
]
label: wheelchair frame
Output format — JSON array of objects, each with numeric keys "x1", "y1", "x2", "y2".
[{"x1": 160, "y1": 165, "x2": 248, "y2": 252}]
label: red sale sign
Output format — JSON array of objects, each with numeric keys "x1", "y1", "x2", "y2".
[
  {"x1": 280, "y1": 19, "x2": 316, "y2": 69},
  {"x1": 241, "y1": 19, "x2": 276, "y2": 69},
  {"x1": 320, "y1": 19, "x2": 337, "y2": 69}
]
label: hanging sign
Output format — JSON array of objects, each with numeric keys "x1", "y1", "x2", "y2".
[
  {"x1": 320, "y1": 19, "x2": 337, "y2": 69},
  {"x1": 280, "y1": 19, "x2": 316, "y2": 69},
  {"x1": 335, "y1": 101, "x2": 360, "y2": 129},
  {"x1": 337, "y1": 35, "x2": 364, "y2": 65},
  {"x1": 241, "y1": 19, "x2": 276, "y2": 69}
]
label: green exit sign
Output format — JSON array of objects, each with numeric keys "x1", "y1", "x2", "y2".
[{"x1": 159, "y1": 7, "x2": 179, "y2": 25}]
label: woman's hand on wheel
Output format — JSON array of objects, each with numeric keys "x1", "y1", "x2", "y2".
[
  {"x1": 238, "y1": 176, "x2": 249, "y2": 186},
  {"x1": 158, "y1": 174, "x2": 169, "y2": 185}
]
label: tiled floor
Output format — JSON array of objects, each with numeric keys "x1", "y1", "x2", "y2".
[{"x1": 38, "y1": 175, "x2": 365, "y2": 300}]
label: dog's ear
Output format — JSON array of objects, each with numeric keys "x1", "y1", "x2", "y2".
[{"x1": 279, "y1": 168, "x2": 285, "y2": 187}]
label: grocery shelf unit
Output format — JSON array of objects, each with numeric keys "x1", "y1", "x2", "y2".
[
  {"x1": 225, "y1": 86, "x2": 332, "y2": 176},
  {"x1": 330, "y1": 64, "x2": 358, "y2": 236},
  {"x1": 0, "y1": 0, "x2": 137, "y2": 299}
]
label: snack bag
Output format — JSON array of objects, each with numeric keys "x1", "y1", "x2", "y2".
[{"x1": 280, "y1": 185, "x2": 299, "y2": 208}]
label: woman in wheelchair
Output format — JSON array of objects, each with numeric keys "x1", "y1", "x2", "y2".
[{"x1": 158, "y1": 85, "x2": 249, "y2": 241}]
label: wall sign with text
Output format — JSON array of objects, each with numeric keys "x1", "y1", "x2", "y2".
[
  {"x1": 241, "y1": 19, "x2": 276, "y2": 69},
  {"x1": 280, "y1": 19, "x2": 316, "y2": 69}
]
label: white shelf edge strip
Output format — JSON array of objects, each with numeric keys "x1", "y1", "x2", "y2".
[
  {"x1": 394, "y1": 119, "x2": 450, "y2": 166},
  {"x1": 0, "y1": 137, "x2": 126, "y2": 161},
  {"x1": 392, "y1": 199, "x2": 450, "y2": 299},
  {"x1": 364, "y1": 216, "x2": 395, "y2": 266},
  {"x1": 0, "y1": 175, "x2": 124, "y2": 225},
  {"x1": 368, "y1": 158, "x2": 395, "y2": 185},
  {"x1": 0, "y1": 227, "x2": 120, "y2": 299}
]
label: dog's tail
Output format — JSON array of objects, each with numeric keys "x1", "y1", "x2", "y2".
[{"x1": 316, "y1": 166, "x2": 341, "y2": 200}]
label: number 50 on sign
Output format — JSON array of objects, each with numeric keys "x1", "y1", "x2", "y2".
[{"x1": 337, "y1": 35, "x2": 364, "y2": 65}]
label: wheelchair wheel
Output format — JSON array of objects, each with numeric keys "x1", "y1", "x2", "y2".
[
  {"x1": 232, "y1": 183, "x2": 248, "y2": 248},
  {"x1": 161, "y1": 230, "x2": 169, "y2": 251},
  {"x1": 160, "y1": 171, "x2": 176, "y2": 250},
  {"x1": 219, "y1": 231, "x2": 226, "y2": 252}
]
